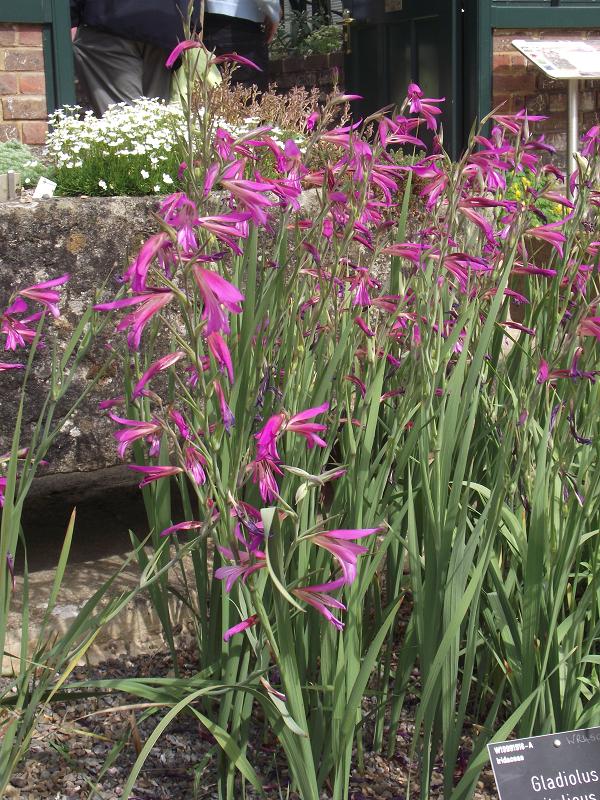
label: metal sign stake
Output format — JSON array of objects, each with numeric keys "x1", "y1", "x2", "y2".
[{"x1": 567, "y1": 77, "x2": 579, "y2": 197}]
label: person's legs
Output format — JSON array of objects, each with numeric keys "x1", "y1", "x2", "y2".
[
  {"x1": 141, "y1": 44, "x2": 172, "y2": 102},
  {"x1": 202, "y1": 14, "x2": 268, "y2": 90},
  {"x1": 73, "y1": 27, "x2": 145, "y2": 116}
]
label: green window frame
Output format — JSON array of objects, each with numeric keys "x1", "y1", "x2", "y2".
[
  {"x1": 476, "y1": 0, "x2": 600, "y2": 123},
  {"x1": 0, "y1": 0, "x2": 75, "y2": 111}
]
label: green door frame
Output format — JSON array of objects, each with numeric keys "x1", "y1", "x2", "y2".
[
  {"x1": 0, "y1": 0, "x2": 75, "y2": 111},
  {"x1": 476, "y1": 1, "x2": 600, "y2": 124}
]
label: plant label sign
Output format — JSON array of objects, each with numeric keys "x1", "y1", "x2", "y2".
[
  {"x1": 512, "y1": 39, "x2": 600, "y2": 80},
  {"x1": 488, "y1": 727, "x2": 600, "y2": 800}
]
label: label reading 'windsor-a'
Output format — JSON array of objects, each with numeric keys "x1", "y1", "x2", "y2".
[{"x1": 488, "y1": 727, "x2": 600, "y2": 800}]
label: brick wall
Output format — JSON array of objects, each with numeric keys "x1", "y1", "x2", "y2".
[
  {"x1": 0, "y1": 23, "x2": 47, "y2": 145},
  {"x1": 493, "y1": 29, "x2": 600, "y2": 164}
]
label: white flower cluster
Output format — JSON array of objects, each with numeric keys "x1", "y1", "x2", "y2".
[
  {"x1": 46, "y1": 98, "x2": 186, "y2": 175},
  {"x1": 45, "y1": 97, "x2": 307, "y2": 195}
]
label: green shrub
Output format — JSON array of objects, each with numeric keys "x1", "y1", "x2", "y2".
[{"x1": 0, "y1": 140, "x2": 48, "y2": 187}]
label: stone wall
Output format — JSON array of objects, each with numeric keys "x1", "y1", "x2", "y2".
[
  {"x1": 493, "y1": 29, "x2": 600, "y2": 163},
  {"x1": 0, "y1": 23, "x2": 47, "y2": 145},
  {"x1": 0, "y1": 195, "x2": 158, "y2": 476}
]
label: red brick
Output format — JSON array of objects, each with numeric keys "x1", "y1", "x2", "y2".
[
  {"x1": 548, "y1": 93, "x2": 567, "y2": 113},
  {"x1": 0, "y1": 74, "x2": 18, "y2": 95},
  {"x1": 493, "y1": 73, "x2": 537, "y2": 95},
  {"x1": 18, "y1": 26, "x2": 43, "y2": 46},
  {"x1": 22, "y1": 120, "x2": 47, "y2": 144},
  {"x1": 2, "y1": 95, "x2": 46, "y2": 120},
  {"x1": 0, "y1": 25, "x2": 17, "y2": 46},
  {"x1": 0, "y1": 122, "x2": 19, "y2": 141},
  {"x1": 580, "y1": 91, "x2": 597, "y2": 112},
  {"x1": 493, "y1": 53, "x2": 511, "y2": 69},
  {"x1": 4, "y1": 49, "x2": 44, "y2": 71},
  {"x1": 511, "y1": 54, "x2": 529, "y2": 69},
  {"x1": 18, "y1": 73, "x2": 45, "y2": 94}
]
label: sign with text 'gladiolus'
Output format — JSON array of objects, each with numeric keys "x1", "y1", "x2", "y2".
[{"x1": 488, "y1": 727, "x2": 600, "y2": 800}]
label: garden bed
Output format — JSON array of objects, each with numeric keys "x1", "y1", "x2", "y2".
[{"x1": 5, "y1": 642, "x2": 499, "y2": 800}]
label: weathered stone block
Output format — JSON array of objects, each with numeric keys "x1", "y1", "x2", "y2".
[{"x1": 0, "y1": 196, "x2": 159, "y2": 476}]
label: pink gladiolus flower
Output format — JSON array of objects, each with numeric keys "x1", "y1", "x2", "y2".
[
  {"x1": 512, "y1": 262, "x2": 556, "y2": 278},
  {"x1": 122, "y1": 233, "x2": 170, "y2": 291},
  {"x1": 215, "y1": 545, "x2": 266, "y2": 592},
  {"x1": 128, "y1": 464, "x2": 183, "y2": 487},
  {"x1": 525, "y1": 221, "x2": 566, "y2": 258},
  {"x1": 410, "y1": 159, "x2": 448, "y2": 208},
  {"x1": 211, "y1": 52, "x2": 262, "y2": 71},
  {"x1": 207, "y1": 332, "x2": 234, "y2": 384},
  {"x1": 310, "y1": 528, "x2": 380, "y2": 584},
  {"x1": 581, "y1": 124, "x2": 600, "y2": 157},
  {"x1": 132, "y1": 351, "x2": 185, "y2": 398},
  {"x1": 2, "y1": 299, "x2": 42, "y2": 351},
  {"x1": 95, "y1": 291, "x2": 174, "y2": 350},
  {"x1": 537, "y1": 360, "x2": 550, "y2": 384},
  {"x1": 98, "y1": 396, "x2": 125, "y2": 410},
  {"x1": 223, "y1": 614, "x2": 259, "y2": 642},
  {"x1": 306, "y1": 111, "x2": 320, "y2": 131},
  {"x1": 109, "y1": 414, "x2": 162, "y2": 459},
  {"x1": 231, "y1": 499, "x2": 264, "y2": 552},
  {"x1": 345, "y1": 375, "x2": 367, "y2": 398},
  {"x1": 166, "y1": 39, "x2": 203, "y2": 68},
  {"x1": 578, "y1": 316, "x2": 600, "y2": 340},
  {"x1": 192, "y1": 266, "x2": 244, "y2": 335},
  {"x1": 500, "y1": 321, "x2": 536, "y2": 337},
  {"x1": 350, "y1": 267, "x2": 381, "y2": 307},
  {"x1": 160, "y1": 520, "x2": 203, "y2": 536},
  {"x1": 285, "y1": 403, "x2": 329, "y2": 448},
  {"x1": 6, "y1": 552, "x2": 15, "y2": 590},
  {"x1": 169, "y1": 408, "x2": 191, "y2": 440},
  {"x1": 382, "y1": 243, "x2": 425, "y2": 264},
  {"x1": 0, "y1": 476, "x2": 6, "y2": 507},
  {"x1": 197, "y1": 212, "x2": 251, "y2": 251},
  {"x1": 249, "y1": 457, "x2": 283, "y2": 502},
  {"x1": 213, "y1": 379, "x2": 235, "y2": 432},
  {"x1": 407, "y1": 83, "x2": 444, "y2": 131},
  {"x1": 256, "y1": 413, "x2": 285, "y2": 461},
  {"x1": 203, "y1": 163, "x2": 219, "y2": 196},
  {"x1": 185, "y1": 446, "x2": 207, "y2": 485},
  {"x1": 0, "y1": 362, "x2": 24, "y2": 371},
  {"x1": 292, "y1": 579, "x2": 347, "y2": 631},
  {"x1": 354, "y1": 316, "x2": 375, "y2": 337},
  {"x1": 221, "y1": 178, "x2": 274, "y2": 226},
  {"x1": 18, "y1": 274, "x2": 69, "y2": 318}
]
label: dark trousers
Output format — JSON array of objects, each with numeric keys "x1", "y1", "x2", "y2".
[
  {"x1": 202, "y1": 14, "x2": 269, "y2": 90},
  {"x1": 73, "y1": 27, "x2": 172, "y2": 116}
]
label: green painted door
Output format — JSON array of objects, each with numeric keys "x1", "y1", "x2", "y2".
[
  {"x1": 345, "y1": 0, "x2": 600, "y2": 156},
  {"x1": 0, "y1": 0, "x2": 75, "y2": 111},
  {"x1": 345, "y1": 0, "x2": 462, "y2": 156}
]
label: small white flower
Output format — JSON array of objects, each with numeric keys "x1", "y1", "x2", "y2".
[
  {"x1": 162, "y1": 173, "x2": 173, "y2": 184},
  {"x1": 140, "y1": 169, "x2": 150, "y2": 179},
  {"x1": 153, "y1": 185, "x2": 161, "y2": 193},
  {"x1": 98, "y1": 179, "x2": 107, "y2": 190}
]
